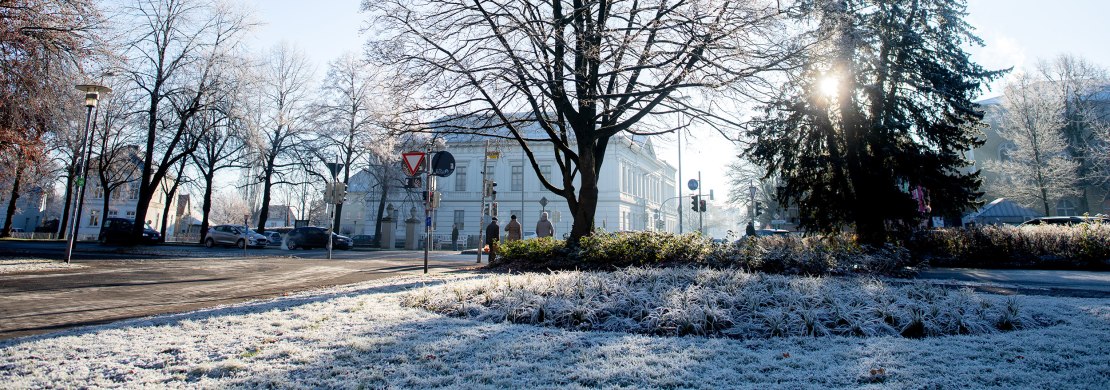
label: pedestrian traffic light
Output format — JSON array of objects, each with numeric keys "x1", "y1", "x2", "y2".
[
  {"x1": 755, "y1": 201, "x2": 764, "y2": 216},
  {"x1": 691, "y1": 195, "x2": 699, "y2": 212},
  {"x1": 699, "y1": 199, "x2": 707, "y2": 212},
  {"x1": 490, "y1": 202, "x2": 499, "y2": 217}
]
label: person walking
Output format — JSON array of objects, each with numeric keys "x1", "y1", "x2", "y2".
[
  {"x1": 505, "y1": 214, "x2": 522, "y2": 241},
  {"x1": 451, "y1": 224, "x2": 459, "y2": 251},
  {"x1": 485, "y1": 217, "x2": 500, "y2": 263},
  {"x1": 536, "y1": 212, "x2": 554, "y2": 238}
]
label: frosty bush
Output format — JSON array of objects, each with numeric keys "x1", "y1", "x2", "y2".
[
  {"x1": 403, "y1": 268, "x2": 1034, "y2": 339},
  {"x1": 494, "y1": 231, "x2": 914, "y2": 277},
  {"x1": 910, "y1": 224, "x2": 1110, "y2": 269}
]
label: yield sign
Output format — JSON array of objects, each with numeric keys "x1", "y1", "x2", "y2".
[{"x1": 402, "y1": 151, "x2": 425, "y2": 176}]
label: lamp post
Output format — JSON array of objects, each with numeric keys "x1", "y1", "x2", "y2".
[{"x1": 65, "y1": 83, "x2": 112, "y2": 263}]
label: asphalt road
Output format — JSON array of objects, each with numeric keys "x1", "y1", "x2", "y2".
[
  {"x1": 0, "y1": 240, "x2": 484, "y2": 340},
  {"x1": 916, "y1": 268, "x2": 1110, "y2": 298}
]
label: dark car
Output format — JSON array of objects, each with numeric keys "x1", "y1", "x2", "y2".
[
  {"x1": 285, "y1": 227, "x2": 352, "y2": 250},
  {"x1": 264, "y1": 231, "x2": 283, "y2": 246},
  {"x1": 98, "y1": 218, "x2": 160, "y2": 244},
  {"x1": 1018, "y1": 216, "x2": 1109, "y2": 227}
]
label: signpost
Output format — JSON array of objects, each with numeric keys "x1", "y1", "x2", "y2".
[{"x1": 430, "y1": 151, "x2": 455, "y2": 177}]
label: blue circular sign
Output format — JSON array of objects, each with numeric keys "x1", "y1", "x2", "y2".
[{"x1": 687, "y1": 179, "x2": 699, "y2": 191}]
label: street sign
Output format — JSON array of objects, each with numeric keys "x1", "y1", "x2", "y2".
[
  {"x1": 402, "y1": 151, "x2": 425, "y2": 176},
  {"x1": 688, "y1": 179, "x2": 699, "y2": 191},
  {"x1": 431, "y1": 151, "x2": 455, "y2": 177},
  {"x1": 425, "y1": 216, "x2": 432, "y2": 227},
  {"x1": 486, "y1": 151, "x2": 500, "y2": 159},
  {"x1": 325, "y1": 162, "x2": 345, "y2": 178},
  {"x1": 539, "y1": 196, "x2": 548, "y2": 207},
  {"x1": 404, "y1": 176, "x2": 423, "y2": 189}
]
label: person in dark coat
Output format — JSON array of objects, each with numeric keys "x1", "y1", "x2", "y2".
[
  {"x1": 451, "y1": 224, "x2": 460, "y2": 251},
  {"x1": 485, "y1": 217, "x2": 500, "y2": 263},
  {"x1": 536, "y1": 212, "x2": 554, "y2": 238}
]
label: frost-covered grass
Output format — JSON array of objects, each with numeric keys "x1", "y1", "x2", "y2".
[
  {"x1": 2, "y1": 272, "x2": 1109, "y2": 389},
  {"x1": 403, "y1": 268, "x2": 1035, "y2": 339},
  {"x1": 0, "y1": 258, "x2": 85, "y2": 274}
]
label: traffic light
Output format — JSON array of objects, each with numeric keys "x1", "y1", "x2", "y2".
[
  {"x1": 429, "y1": 191, "x2": 442, "y2": 208},
  {"x1": 755, "y1": 201, "x2": 764, "y2": 216},
  {"x1": 691, "y1": 195, "x2": 699, "y2": 212},
  {"x1": 699, "y1": 199, "x2": 707, "y2": 212},
  {"x1": 490, "y1": 202, "x2": 499, "y2": 217},
  {"x1": 333, "y1": 182, "x2": 347, "y2": 204},
  {"x1": 483, "y1": 180, "x2": 498, "y2": 199}
]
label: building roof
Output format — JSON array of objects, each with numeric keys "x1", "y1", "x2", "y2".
[{"x1": 969, "y1": 198, "x2": 1042, "y2": 219}]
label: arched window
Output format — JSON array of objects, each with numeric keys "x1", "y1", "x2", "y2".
[{"x1": 1055, "y1": 199, "x2": 1077, "y2": 216}]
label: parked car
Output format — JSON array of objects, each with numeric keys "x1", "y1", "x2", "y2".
[
  {"x1": 264, "y1": 231, "x2": 282, "y2": 246},
  {"x1": 523, "y1": 231, "x2": 537, "y2": 240},
  {"x1": 754, "y1": 229, "x2": 791, "y2": 236},
  {"x1": 1019, "y1": 216, "x2": 1109, "y2": 227},
  {"x1": 204, "y1": 224, "x2": 269, "y2": 248},
  {"x1": 98, "y1": 218, "x2": 160, "y2": 244},
  {"x1": 285, "y1": 227, "x2": 352, "y2": 250},
  {"x1": 352, "y1": 234, "x2": 374, "y2": 247}
]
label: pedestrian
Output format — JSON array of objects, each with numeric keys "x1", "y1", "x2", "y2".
[
  {"x1": 485, "y1": 217, "x2": 500, "y2": 263},
  {"x1": 451, "y1": 224, "x2": 459, "y2": 251},
  {"x1": 505, "y1": 214, "x2": 522, "y2": 241},
  {"x1": 536, "y1": 212, "x2": 554, "y2": 238},
  {"x1": 745, "y1": 221, "x2": 756, "y2": 237}
]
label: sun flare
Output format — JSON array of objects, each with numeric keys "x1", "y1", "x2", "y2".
[{"x1": 818, "y1": 76, "x2": 839, "y2": 98}]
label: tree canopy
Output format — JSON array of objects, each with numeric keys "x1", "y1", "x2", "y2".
[{"x1": 745, "y1": 0, "x2": 1004, "y2": 243}]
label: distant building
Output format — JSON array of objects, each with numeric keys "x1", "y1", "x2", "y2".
[
  {"x1": 75, "y1": 148, "x2": 179, "y2": 241},
  {"x1": 341, "y1": 123, "x2": 678, "y2": 244},
  {"x1": 0, "y1": 184, "x2": 49, "y2": 233}
]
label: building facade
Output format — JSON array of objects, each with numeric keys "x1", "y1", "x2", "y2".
[{"x1": 341, "y1": 131, "x2": 678, "y2": 244}]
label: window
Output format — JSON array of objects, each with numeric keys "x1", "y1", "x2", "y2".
[
  {"x1": 511, "y1": 210, "x2": 521, "y2": 221},
  {"x1": 89, "y1": 210, "x2": 100, "y2": 226},
  {"x1": 111, "y1": 188, "x2": 121, "y2": 200},
  {"x1": 454, "y1": 166, "x2": 467, "y2": 192},
  {"x1": 453, "y1": 210, "x2": 465, "y2": 230},
  {"x1": 539, "y1": 165, "x2": 551, "y2": 182},
  {"x1": 511, "y1": 165, "x2": 523, "y2": 191},
  {"x1": 126, "y1": 211, "x2": 136, "y2": 218},
  {"x1": 128, "y1": 186, "x2": 138, "y2": 200},
  {"x1": 92, "y1": 185, "x2": 103, "y2": 199},
  {"x1": 484, "y1": 163, "x2": 496, "y2": 181},
  {"x1": 108, "y1": 210, "x2": 118, "y2": 217},
  {"x1": 1056, "y1": 199, "x2": 1077, "y2": 216}
]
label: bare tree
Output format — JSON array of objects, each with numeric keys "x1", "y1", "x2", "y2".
[
  {"x1": 985, "y1": 72, "x2": 1080, "y2": 216},
  {"x1": 90, "y1": 92, "x2": 141, "y2": 229},
  {"x1": 313, "y1": 52, "x2": 387, "y2": 230},
  {"x1": 250, "y1": 43, "x2": 315, "y2": 233},
  {"x1": 209, "y1": 189, "x2": 249, "y2": 225},
  {"x1": 1038, "y1": 55, "x2": 1110, "y2": 211},
  {"x1": 364, "y1": 0, "x2": 801, "y2": 240},
  {"x1": 113, "y1": 0, "x2": 251, "y2": 242},
  {"x1": 1, "y1": 0, "x2": 102, "y2": 237},
  {"x1": 191, "y1": 101, "x2": 249, "y2": 242}
]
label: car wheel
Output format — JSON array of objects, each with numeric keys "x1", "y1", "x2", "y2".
[
  {"x1": 287, "y1": 239, "x2": 297, "y2": 250},
  {"x1": 237, "y1": 239, "x2": 246, "y2": 249},
  {"x1": 204, "y1": 238, "x2": 215, "y2": 248}
]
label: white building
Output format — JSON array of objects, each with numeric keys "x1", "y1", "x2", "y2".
[{"x1": 341, "y1": 127, "x2": 678, "y2": 245}]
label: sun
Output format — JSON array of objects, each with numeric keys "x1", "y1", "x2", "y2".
[{"x1": 818, "y1": 75, "x2": 839, "y2": 99}]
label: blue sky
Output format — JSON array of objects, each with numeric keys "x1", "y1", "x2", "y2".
[{"x1": 242, "y1": 0, "x2": 1110, "y2": 208}]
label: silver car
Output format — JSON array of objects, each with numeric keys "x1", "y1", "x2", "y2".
[{"x1": 204, "y1": 224, "x2": 269, "y2": 248}]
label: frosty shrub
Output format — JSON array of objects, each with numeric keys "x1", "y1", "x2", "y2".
[
  {"x1": 403, "y1": 268, "x2": 1035, "y2": 339},
  {"x1": 910, "y1": 224, "x2": 1110, "y2": 269},
  {"x1": 494, "y1": 231, "x2": 914, "y2": 277}
]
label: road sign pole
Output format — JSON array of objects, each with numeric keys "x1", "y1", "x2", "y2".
[
  {"x1": 476, "y1": 140, "x2": 490, "y2": 263},
  {"x1": 698, "y1": 171, "x2": 704, "y2": 235},
  {"x1": 424, "y1": 144, "x2": 432, "y2": 274}
]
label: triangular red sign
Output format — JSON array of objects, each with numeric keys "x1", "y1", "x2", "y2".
[{"x1": 402, "y1": 151, "x2": 425, "y2": 176}]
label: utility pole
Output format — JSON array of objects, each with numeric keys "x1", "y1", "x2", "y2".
[
  {"x1": 475, "y1": 140, "x2": 490, "y2": 263},
  {"x1": 698, "y1": 171, "x2": 704, "y2": 234},
  {"x1": 423, "y1": 141, "x2": 433, "y2": 274}
]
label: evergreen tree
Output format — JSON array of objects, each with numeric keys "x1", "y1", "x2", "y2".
[{"x1": 745, "y1": 0, "x2": 1004, "y2": 244}]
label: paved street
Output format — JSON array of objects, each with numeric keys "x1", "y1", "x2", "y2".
[
  {"x1": 917, "y1": 268, "x2": 1110, "y2": 298},
  {"x1": 0, "y1": 240, "x2": 483, "y2": 340}
]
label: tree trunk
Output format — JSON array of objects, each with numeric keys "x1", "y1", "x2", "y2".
[
  {"x1": 159, "y1": 184, "x2": 177, "y2": 241},
  {"x1": 199, "y1": 172, "x2": 215, "y2": 243},
  {"x1": 1, "y1": 153, "x2": 24, "y2": 238},
  {"x1": 568, "y1": 149, "x2": 599, "y2": 241},
  {"x1": 57, "y1": 163, "x2": 76, "y2": 239},
  {"x1": 373, "y1": 181, "x2": 388, "y2": 247},
  {"x1": 257, "y1": 169, "x2": 274, "y2": 233}
]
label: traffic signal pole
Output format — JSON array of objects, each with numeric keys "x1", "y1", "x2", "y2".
[
  {"x1": 476, "y1": 140, "x2": 490, "y2": 263},
  {"x1": 698, "y1": 171, "x2": 704, "y2": 234}
]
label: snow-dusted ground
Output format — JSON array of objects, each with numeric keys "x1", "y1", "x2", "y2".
[
  {"x1": 1, "y1": 272, "x2": 1108, "y2": 389},
  {"x1": 0, "y1": 258, "x2": 85, "y2": 274}
]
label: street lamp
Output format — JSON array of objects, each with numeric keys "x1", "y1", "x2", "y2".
[{"x1": 64, "y1": 83, "x2": 112, "y2": 264}]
